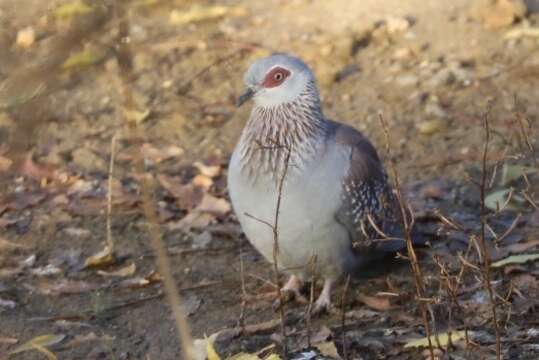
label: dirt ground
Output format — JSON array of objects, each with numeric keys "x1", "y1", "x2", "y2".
[{"x1": 1, "y1": 0, "x2": 539, "y2": 359}]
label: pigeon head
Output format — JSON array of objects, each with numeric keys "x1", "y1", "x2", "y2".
[{"x1": 236, "y1": 54, "x2": 317, "y2": 108}]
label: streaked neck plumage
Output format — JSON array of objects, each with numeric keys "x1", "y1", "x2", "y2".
[{"x1": 238, "y1": 80, "x2": 330, "y2": 183}]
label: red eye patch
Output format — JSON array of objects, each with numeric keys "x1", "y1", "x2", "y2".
[{"x1": 262, "y1": 67, "x2": 291, "y2": 88}]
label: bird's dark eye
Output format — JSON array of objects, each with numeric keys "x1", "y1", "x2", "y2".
[{"x1": 274, "y1": 72, "x2": 283, "y2": 81}]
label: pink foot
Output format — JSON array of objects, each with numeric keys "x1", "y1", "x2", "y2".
[
  {"x1": 273, "y1": 275, "x2": 307, "y2": 310},
  {"x1": 312, "y1": 279, "x2": 334, "y2": 315}
]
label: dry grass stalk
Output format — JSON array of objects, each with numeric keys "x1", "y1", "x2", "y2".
[
  {"x1": 306, "y1": 255, "x2": 317, "y2": 348},
  {"x1": 378, "y1": 114, "x2": 435, "y2": 360},
  {"x1": 106, "y1": 134, "x2": 117, "y2": 252},
  {"x1": 477, "y1": 104, "x2": 502, "y2": 360},
  {"x1": 238, "y1": 248, "x2": 247, "y2": 330},
  {"x1": 271, "y1": 145, "x2": 292, "y2": 357},
  {"x1": 243, "y1": 142, "x2": 291, "y2": 356},
  {"x1": 340, "y1": 274, "x2": 351, "y2": 360},
  {"x1": 112, "y1": 2, "x2": 194, "y2": 358}
]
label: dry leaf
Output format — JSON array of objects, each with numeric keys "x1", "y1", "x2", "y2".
[
  {"x1": 0, "y1": 336, "x2": 18, "y2": 344},
  {"x1": 142, "y1": 144, "x2": 184, "y2": 164},
  {"x1": 417, "y1": 119, "x2": 445, "y2": 135},
  {"x1": 54, "y1": 1, "x2": 93, "y2": 18},
  {"x1": 0, "y1": 297, "x2": 17, "y2": 309},
  {"x1": 9, "y1": 334, "x2": 65, "y2": 356},
  {"x1": 192, "y1": 174, "x2": 213, "y2": 190},
  {"x1": 35, "y1": 279, "x2": 104, "y2": 295},
  {"x1": 16, "y1": 27, "x2": 36, "y2": 48},
  {"x1": 358, "y1": 293, "x2": 392, "y2": 311},
  {"x1": 31, "y1": 265, "x2": 62, "y2": 276},
  {"x1": 157, "y1": 174, "x2": 203, "y2": 210},
  {"x1": 491, "y1": 253, "x2": 539, "y2": 268},
  {"x1": 97, "y1": 262, "x2": 136, "y2": 277},
  {"x1": 0, "y1": 237, "x2": 30, "y2": 252},
  {"x1": 62, "y1": 50, "x2": 102, "y2": 69},
  {"x1": 506, "y1": 240, "x2": 539, "y2": 254},
  {"x1": 169, "y1": 5, "x2": 246, "y2": 26},
  {"x1": 124, "y1": 108, "x2": 150, "y2": 124},
  {"x1": 84, "y1": 245, "x2": 114, "y2": 268},
  {"x1": 206, "y1": 336, "x2": 221, "y2": 360},
  {"x1": 117, "y1": 270, "x2": 162, "y2": 288},
  {"x1": 194, "y1": 161, "x2": 221, "y2": 178},
  {"x1": 315, "y1": 341, "x2": 342, "y2": 359},
  {"x1": 197, "y1": 193, "x2": 231, "y2": 215},
  {"x1": 404, "y1": 330, "x2": 468, "y2": 348}
]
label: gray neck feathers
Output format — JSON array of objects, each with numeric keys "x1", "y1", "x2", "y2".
[{"x1": 238, "y1": 81, "x2": 329, "y2": 183}]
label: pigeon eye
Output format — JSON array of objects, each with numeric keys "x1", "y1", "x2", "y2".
[{"x1": 263, "y1": 67, "x2": 290, "y2": 88}]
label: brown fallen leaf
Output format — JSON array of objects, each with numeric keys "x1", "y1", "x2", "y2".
[
  {"x1": 84, "y1": 245, "x2": 114, "y2": 269},
  {"x1": 192, "y1": 174, "x2": 213, "y2": 190},
  {"x1": 16, "y1": 26, "x2": 36, "y2": 48},
  {"x1": 141, "y1": 143, "x2": 184, "y2": 164},
  {"x1": 9, "y1": 333, "x2": 65, "y2": 356},
  {"x1": 194, "y1": 161, "x2": 221, "y2": 178},
  {"x1": 315, "y1": 341, "x2": 342, "y2": 360},
  {"x1": 0, "y1": 336, "x2": 18, "y2": 344},
  {"x1": 506, "y1": 240, "x2": 539, "y2": 254},
  {"x1": 62, "y1": 332, "x2": 113, "y2": 349},
  {"x1": 34, "y1": 279, "x2": 105, "y2": 295},
  {"x1": 0, "y1": 155, "x2": 13, "y2": 172},
  {"x1": 19, "y1": 154, "x2": 55, "y2": 180},
  {"x1": 197, "y1": 193, "x2": 231, "y2": 215},
  {"x1": 358, "y1": 293, "x2": 392, "y2": 311},
  {"x1": 97, "y1": 262, "x2": 136, "y2": 277},
  {"x1": 157, "y1": 174, "x2": 203, "y2": 210},
  {"x1": 117, "y1": 270, "x2": 162, "y2": 288},
  {"x1": 0, "y1": 237, "x2": 31, "y2": 252}
]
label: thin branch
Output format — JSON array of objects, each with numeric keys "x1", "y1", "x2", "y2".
[
  {"x1": 379, "y1": 114, "x2": 435, "y2": 360},
  {"x1": 271, "y1": 145, "x2": 292, "y2": 357},
  {"x1": 477, "y1": 103, "x2": 502, "y2": 360},
  {"x1": 341, "y1": 275, "x2": 351, "y2": 360},
  {"x1": 113, "y1": 2, "x2": 194, "y2": 358},
  {"x1": 106, "y1": 133, "x2": 117, "y2": 252}
]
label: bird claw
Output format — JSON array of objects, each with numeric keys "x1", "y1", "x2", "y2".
[
  {"x1": 311, "y1": 297, "x2": 334, "y2": 316},
  {"x1": 272, "y1": 288, "x2": 308, "y2": 311}
]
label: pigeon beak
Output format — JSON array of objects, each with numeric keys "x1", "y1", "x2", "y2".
[{"x1": 236, "y1": 87, "x2": 256, "y2": 107}]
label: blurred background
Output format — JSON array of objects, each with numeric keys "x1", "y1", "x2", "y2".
[{"x1": 0, "y1": 0, "x2": 538, "y2": 359}]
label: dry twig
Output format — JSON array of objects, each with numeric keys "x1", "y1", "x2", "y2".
[
  {"x1": 379, "y1": 114, "x2": 435, "y2": 360},
  {"x1": 476, "y1": 103, "x2": 502, "y2": 360},
  {"x1": 113, "y1": 2, "x2": 194, "y2": 358}
]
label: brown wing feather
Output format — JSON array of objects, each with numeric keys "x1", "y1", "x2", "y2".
[{"x1": 331, "y1": 121, "x2": 402, "y2": 251}]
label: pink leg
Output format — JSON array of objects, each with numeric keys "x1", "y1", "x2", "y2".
[
  {"x1": 273, "y1": 275, "x2": 307, "y2": 309},
  {"x1": 312, "y1": 279, "x2": 334, "y2": 315},
  {"x1": 282, "y1": 275, "x2": 302, "y2": 296}
]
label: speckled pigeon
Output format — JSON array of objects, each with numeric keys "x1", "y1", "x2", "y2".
[{"x1": 228, "y1": 54, "x2": 406, "y2": 313}]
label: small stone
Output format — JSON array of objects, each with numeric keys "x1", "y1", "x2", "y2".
[
  {"x1": 473, "y1": 0, "x2": 528, "y2": 28},
  {"x1": 425, "y1": 102, "x2": 449, "y2": 118},
  {"x1": 395, "y1": 74, "x2": 420, "y2": 87},
  {"x1": 192, "y1": 231, "x2": 212, "y2": 250},
  {"x1": 426, "y1": 68, "x2": 456, "y2": 88},
  {"x1": 16, "y1": 27, "x2": 35, "y2": 48},
  {"x1": 392, "y1": 47, "x2": 414, "y2": 60},
  {"x1": 71, "y1": 148, "x2": 107, "y2": 172},
  {"x1": 385, "y1": 16, "x2": 412, "y2": 34}
]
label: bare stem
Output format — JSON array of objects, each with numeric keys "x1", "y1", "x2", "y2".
[
  {"x1": 341, "y1": 274, "x2": 351, "y2": 360},
  {"x1": 106, "y1": 133, "x2": 117, "y2": 252},
  {"x1": 271, "y1": 146, "x2": 292, "y2": 357},
  {"x1": 477, "y1": 104, "x2": 502, "y2": 359},
  {"x1": 379, "y1": 114, "x2": 435, "y2": 360},
  {"x1": 113, "y1": 2, "x2": 194, "y2": 358}
]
